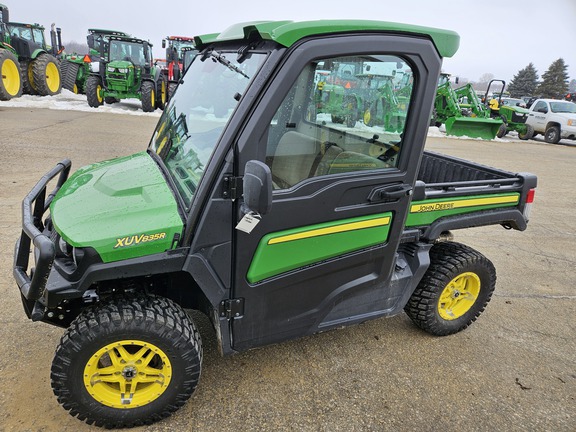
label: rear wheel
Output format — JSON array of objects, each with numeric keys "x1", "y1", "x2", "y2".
[
  {"x1": 404, "y1": 242, "x2": 496, "y2": 336},
  {"x1": 518, "y1": 124, "x2": 534, "y2": 140},
  {"x1": 141, "y1": 81, "x2": 155, "y2": 112},
  {"x1": 51, "y1": 294, "x2": 202, "y2": 428},
  {"x1": 544, "y1": 125, "x2": 561, "y2": 144},
  {"x1": 32, "y1": 54, "x2": 62, "y2": 96},
  {"x1": 86, "y1": 75, "x2": 104, "y2": 107},
  {"x1": 0, "y1": 50, "x2": 22, "y2": 100},
  {"x1": 19, "y1": 59, "x2": 36, "y2": 95},
  {"x1": 344, "y1": 96, "x2": 358, "y2": 128},
  {"x1": 167, "y1": 82, "x2": 178, "y2": 101}
]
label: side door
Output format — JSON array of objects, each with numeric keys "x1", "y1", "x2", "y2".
[
  {"x1": 231, "y1": 34, "x2": 442, "y2": 351},
  {"x1": 528, "y1": 100, "x2": 549, "y2": 131}
]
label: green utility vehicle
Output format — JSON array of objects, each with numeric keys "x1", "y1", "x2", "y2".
[
  {"x1": 60, "y1": 29, "x2": 131, "y2": 94},
  {"x1": 86, "y1": 35, "x2": 166, "y2": 112},
  {"x1": 14, "y1": 20, "x2": 537, "y2": 428},
  {"x1": 484, "y1": 79, "x2": 533, "y2": 139}
]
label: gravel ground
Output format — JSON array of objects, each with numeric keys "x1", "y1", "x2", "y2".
[{"x1": 0, "y1": 106, "x2": 574, "y2": 432}]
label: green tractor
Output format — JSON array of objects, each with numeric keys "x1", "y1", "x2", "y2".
[
  {"x1": 484, "y1": 79, "x2": 533, "y2": 140},
  {"x1": 6, "y1": 20, "x2": 62, "y2": 96},
  {"x1": 360, "y1": 74, "x2": 409, "y2": 132},
  {"x1": 0, "y1": 3, "x2": 22, "y2": 100},
  {"x1": 60, "y1": 29, "x2": 130, "y2": 94},
  {"x1": 86, "y1": 35, "x2": 166, "y2": 112},
  {"x1": 433, "y1": 80, "x2": 504, "y2": 140}
]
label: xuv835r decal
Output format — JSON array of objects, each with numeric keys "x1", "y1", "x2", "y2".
[
  {"x1": 405, "y1": 193, "x2": 520, "y2": 226},
  {"x1": 247, "y1": 213, "x2": 392, "y2": 283}
]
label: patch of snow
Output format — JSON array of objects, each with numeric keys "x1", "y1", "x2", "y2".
[{"x1": 0, "y1": 89, "x2": 162, "y2": 117}]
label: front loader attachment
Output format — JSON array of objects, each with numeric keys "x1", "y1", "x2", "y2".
[{"x1": 444, "y1": 116, "x2": 504, "y2": 140}]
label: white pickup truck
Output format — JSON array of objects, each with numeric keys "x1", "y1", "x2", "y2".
[{"x1": 525, "y1": 98, "x2": 576, "y2": 143}]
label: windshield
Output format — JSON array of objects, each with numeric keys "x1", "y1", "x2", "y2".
[
  {"x1": 550, "y1": 101, "x2": 576, "y2": 114},
  {"x1": 109, "y1": 40, "x2": 146, "y2": 66},
  {"x1": 149, "y1": 50, "x2": 265, "y2": 208}
]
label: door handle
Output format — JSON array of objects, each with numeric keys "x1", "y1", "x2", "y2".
[{"x1": 368, "y1": 184, "x2": 412, "y2": 203}]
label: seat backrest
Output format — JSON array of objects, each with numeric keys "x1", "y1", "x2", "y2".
[{"x1": 271, "y1": 131, "x2": 320, "y2": 188}]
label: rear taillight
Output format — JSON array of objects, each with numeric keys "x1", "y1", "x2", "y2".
[{"x1": 524, "y1": 189, "x2": 535, "y2": 220}]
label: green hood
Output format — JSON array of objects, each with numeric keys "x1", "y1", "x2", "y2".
[{"x1": 51, "y1": 152, "x2": 183, "y2": 263}]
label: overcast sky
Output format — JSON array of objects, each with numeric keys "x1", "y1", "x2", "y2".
[{"x1": 8, "y1": 0, "x2": 576, "y2": 83}]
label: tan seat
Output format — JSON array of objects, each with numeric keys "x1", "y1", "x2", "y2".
[{"x1": 271, "y1": 131, "x2": 320, "y2": 188}]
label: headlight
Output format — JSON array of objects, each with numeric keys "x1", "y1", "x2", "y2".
[
  {"x1": 57, "y1": 236, "x2": 73, "y2": 257},
  {"x1": 568, "y1": 119, "x2": 576, "y2": 126},
  {"x1": 118, "y1": 68, "x2": 128, "y2": 74},
  {"x1": 107, "y1": 66, "x2": 115, "y2": 72}
]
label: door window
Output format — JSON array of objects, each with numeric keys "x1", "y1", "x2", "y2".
[{"x1": 266, "y1": 55, "x2": 414, "y2": 189}]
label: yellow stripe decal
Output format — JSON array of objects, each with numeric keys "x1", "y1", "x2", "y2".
[
  {"x1": 268, "y1": 216, "x2": 391, "y2": 245},
  {"x1": 410, "y1": 195, "x2": 519, "y2": 213}
]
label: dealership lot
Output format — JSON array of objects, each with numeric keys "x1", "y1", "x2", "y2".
[{"x1": 0, "y1": 107, "x2": 574, "y2": 431}]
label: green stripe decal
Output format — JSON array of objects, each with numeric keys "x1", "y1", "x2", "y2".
[
  {"x1": 247, "y1": 213, "x2": 392, "y2": 283},
  {"x1": 405, "y1": 193, "x2": 520, "y2": 227}
]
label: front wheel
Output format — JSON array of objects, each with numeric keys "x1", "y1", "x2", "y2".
[
  {"x1": 51, "y1": 294, "x2": 202, "y2": 428},
  {"x1": 86, "y1": 75, "x2": 104, "y2": 107},
  {"x1": 404, "y1": 242, "x2": 496, "y2": 336},
  {"x1": 141, "y1": 81, "x2": 156, "y2": 112},
  {"x1": 518, "y1": 124, "x2": 534, "y2": 140},
  {"x1": 544, "y1": 125, "x2": 561, "y2": 144}
]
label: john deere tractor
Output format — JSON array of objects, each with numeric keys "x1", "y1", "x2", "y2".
[
  {"x1": 86, "y1": 35, "x2": 166, "y2": 112},
  {"x1": 0, "y1": 3, "x2": 22, "y2": 100},
  {"x1": 6, "y1": 20, "x2": 62, "y2": 96},
  {"x1": 60, "y1": 29, "x2": 130, "y2": 94},
  {"x1": 484, "y1": 79, "x2": 533, "y2": 140}
]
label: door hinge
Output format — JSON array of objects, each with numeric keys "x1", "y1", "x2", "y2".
[
  {"x1": 222, "y1": 176, "x2": 243, "y2": 201},
  {"x1": 219, "y1": 298, "x2": 245, "y2": 320}
]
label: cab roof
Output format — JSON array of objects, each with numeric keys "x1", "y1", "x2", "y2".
[{"x1": 194, "y1": 20, "x2": 460, "y2": 58}]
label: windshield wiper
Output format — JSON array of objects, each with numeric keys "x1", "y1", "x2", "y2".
[{"x1": 206, "y1": 50, "x2": 250, "y2": 79}]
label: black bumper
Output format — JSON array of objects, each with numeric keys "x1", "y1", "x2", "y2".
[{"x1": 13, "y1": 160, "x2": 71, "y2": 320}]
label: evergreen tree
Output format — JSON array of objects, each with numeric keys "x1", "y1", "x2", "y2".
[
  {"x1": 535, "y1": 58, "x2": 569, "y2": 99},
  {"x1": 507, "y1": 63, "x2": 539, "y2": 97}
]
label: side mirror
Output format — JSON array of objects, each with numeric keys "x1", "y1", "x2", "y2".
[
  {"x1": 162, "y1": 39, "x2": 166, "y2": 49},
  {"x1": 244, "y1": 160, "x2": 272, "y2": 215},
  {"x1": 537, "y1": 107, "x2": 548, "y2": 114}
]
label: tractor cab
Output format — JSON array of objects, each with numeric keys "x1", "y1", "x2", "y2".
[
  {"x1": 162, "y1": 36, "x2": 195, "y2": 81},
  {"x1": 87, "y1": 28, "x2": 130, "y2": 61}
]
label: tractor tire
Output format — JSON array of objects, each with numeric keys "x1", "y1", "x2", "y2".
[
  {"x1": 167, "y1": 82, "x2": 178, "y2": 101},
  {"x1": 60, "y1": 60, "x2": 80, "y2": 93},
  {"x1": 0, "y1": 49, "x2": 22, "y2": 100},
  {"x1": 156, "y1": 78, "x2": 167, "y2": 110},
  {"x1": 50, "y1": 294, "x2": 202, "y2": 429},
  {"x1": 496, "y1": 123, "x2": 507, "y2": 138},
  {"x1": 518, "y1": 124, "x2": 534, "y2": 141},
  {"x1": 404, "y1": 241, "x2": 496, "y2": 336},
  {"x1": 344, "y1": 96, "x2": 358, "y2": 128},
  {"x1": 86, "y1": 75, "x2": 104, "y2": 108},
  {"x1": 19, "y1": 59, "x2": 36, "y2": 95},
  {"x1": 141, "y1": 81, "x2": 156, "y2": 112},
  {"x1": 544, "y1": 125, "x2": 561, "y2": 144},
  {"x1": 32, "y1": 53, "x2": 62, "y2": 96}
]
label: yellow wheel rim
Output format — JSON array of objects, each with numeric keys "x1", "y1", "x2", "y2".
[
  {"x1": 161, "y1": 81, "x2": 166, "y2": 104},
  {"x1": 83, "y1": 340, "x2": 172, "y2": 409},
  {"x1": 45, "y1": 62, "x2": 60, "y2": 93},
  {"x1": 151, "y1": 88, "x2": 155, "y2": 107},
  {"x1": 438, "y1": 272, "x2": 480, "y2": 320},
  {"x1": 96, "y1": 84, "x2": 103, "y2": 103},
  {"x1": 363, "y1": 109, "x2": 371, "y2": 125},
  {"x1": 1, "y1": 57, "x2": 20, "y2": 96},
  {"x1": 73, "y1": 83, "x2": 79, "y2": 94}
]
